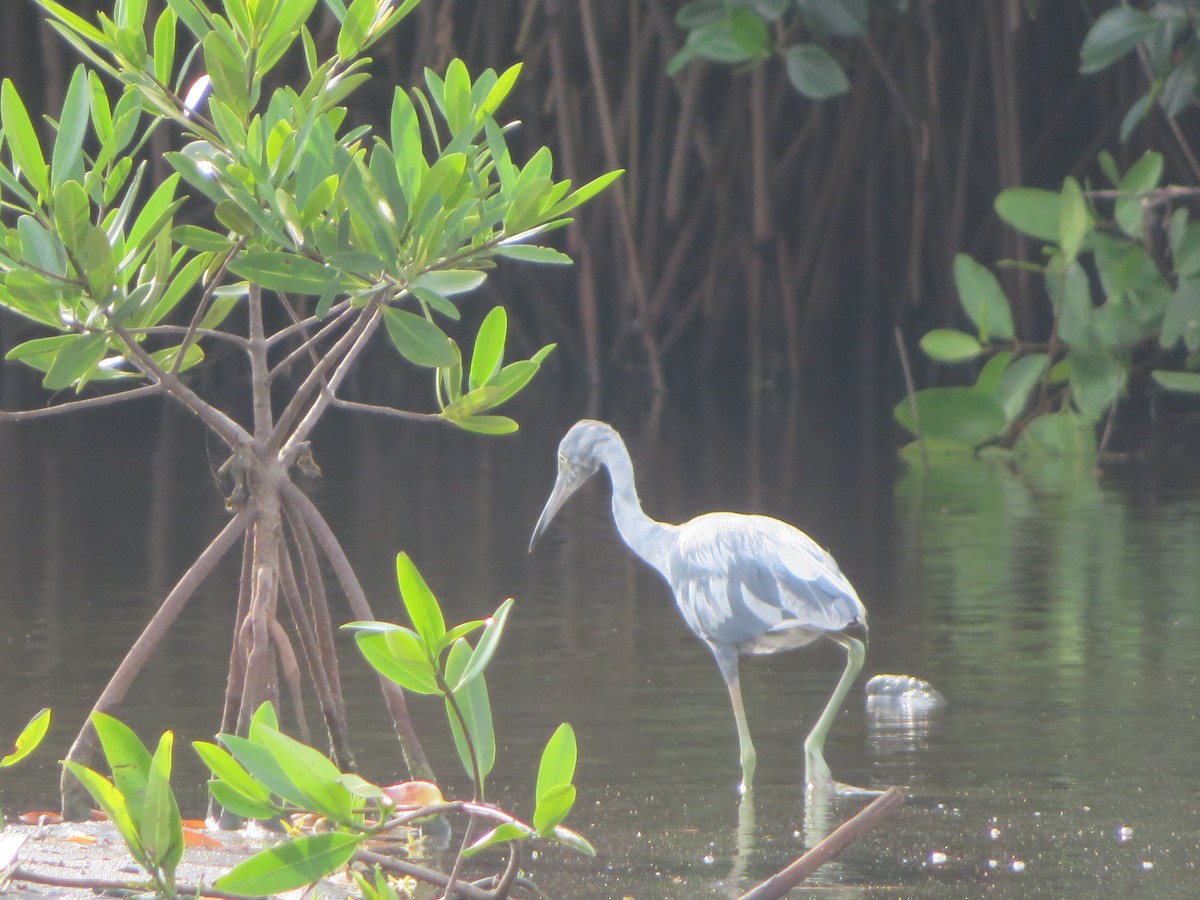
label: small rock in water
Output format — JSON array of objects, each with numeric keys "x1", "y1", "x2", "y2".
[{"x1": 865, "y1": 673, "x2": 946, "y2": 708}]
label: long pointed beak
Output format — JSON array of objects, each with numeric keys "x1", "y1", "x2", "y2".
[{"x1": 529, "y1": 471, "x2": 579, "y2": 552}]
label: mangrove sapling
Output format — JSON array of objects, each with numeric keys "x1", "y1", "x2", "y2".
[
  {"x1": 190, "y1": 553, "x2": 592, "y2": 898},
  {"x1": 0, "y1": 0, "x2": 619, "y2": 817},
  {"x1": 0, "y1": 708, "x2": 51, "y2": 824},
  {"x1": 62, "y1": 712, "x2": 185, "y2": 899}
]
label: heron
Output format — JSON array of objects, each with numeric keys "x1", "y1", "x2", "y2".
[{"x1": 528, "y1": 420, "x2": 867, "y2": 793}]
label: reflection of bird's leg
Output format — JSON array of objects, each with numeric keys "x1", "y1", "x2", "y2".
[
  {"x1": 711, "y1": 643, "x2": 756, "y2": 790},
  {"x1": 803, "y1": 634, "x2": 865, "y2": 791}
]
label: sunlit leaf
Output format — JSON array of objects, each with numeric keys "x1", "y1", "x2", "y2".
[
  {"x1": 0, "y1": 708, "x2": 51, "y2": 768},
  {"x1": 43, "y1": 333, "x2": 108, "y2": 391},
  {"x1": 410, "y1": 269, "x2": 486, "y2": 297},
  {"x1": 469, "y1": 306, "x2": 506, "y2": 391},
  {"x1": 463, "y1": 821, "x2": 532, "y2": 857},
  {"x1": 395, "y1": 552, "x2": 446, "y2": 651},
  {"x1": 382, "y1": 308, "x2": 457, "y2": 368},
  {"x1": 536, "y1": 723, "x2": 577, "y2": 804},
  {"x1": 533, "y1": 783, "x2": 576, "y2": 835},
  {"x1": 452, "y1": 598, "x2": 513, "y2": 692},
  {"x1": 215, "y1": 832, "x2": 362, "y2": 896},
  {"x1": 229, "y1": 251, "x2": 336, "y2": 295},
  {"x1": 140, "y1": 732, "x2": 183, "y2": 875},
  {"x1": 446, "y1": 414, "x2": 520, "y2": 435},
  {"x1": 51, "y1": 67, "x2": 89, "y2": 189},
  {"x1": 2, "y1": 79, "x2": 50, "y2": 197},
  {"x1": 352, "y1": 628, "x2": 441, "y2": 695},
  {"x1": 444, "y1": 639, "x2": 495, "y2": 783}
]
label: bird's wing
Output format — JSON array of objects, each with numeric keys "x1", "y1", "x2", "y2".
[{"x1": 665, "y1": 513, "x2": 865, "y2": 647}]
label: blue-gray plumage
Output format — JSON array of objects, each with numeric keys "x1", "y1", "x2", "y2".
[{"x1": 529, "y1": 419, "x2": 867, "y2": 792}]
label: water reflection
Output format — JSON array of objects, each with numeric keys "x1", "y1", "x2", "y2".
[{"x1": 2, "y1": 388, "x2": 1200, "y2": 897}]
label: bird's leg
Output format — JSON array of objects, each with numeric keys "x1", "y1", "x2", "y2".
[
  {"x1": 710, "y1": 642, "x2": 756, "y2": 791},
  {"x1": 803, "y1": 634, "x2": 865, "y2": 793},
  {"x1": 726, "y1": 672, "x2": 757, "y2": 791}
]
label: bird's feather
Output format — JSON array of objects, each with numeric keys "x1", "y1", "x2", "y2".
[{"x1": 665, "y1": 513, "x2": 865, "y2": 651}]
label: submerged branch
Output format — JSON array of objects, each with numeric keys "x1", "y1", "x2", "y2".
[{"x1": 738, "y1": 787, "x2": 906, "y2": 900}]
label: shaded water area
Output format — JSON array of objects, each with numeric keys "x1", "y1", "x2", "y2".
[{"x1": 2, "y1": 385, "x2": 1199, "y2": 897}]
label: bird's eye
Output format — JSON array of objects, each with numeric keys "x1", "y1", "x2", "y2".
[{"x1": 557, "y1": 453, "x2": 568, "y2": 470}]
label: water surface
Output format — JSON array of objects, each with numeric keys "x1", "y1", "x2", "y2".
[{"x1": 1, "y1": 388, "x2": 1198, "y2": 898}]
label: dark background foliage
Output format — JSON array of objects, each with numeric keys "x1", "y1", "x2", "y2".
[{"x1": 0, "y1": 1, "x2": 1186, "y2": 401}]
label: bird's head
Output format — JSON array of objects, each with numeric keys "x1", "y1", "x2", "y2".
[{"x1": 528, "y1": 420, "x2": 614, "y2": 551}]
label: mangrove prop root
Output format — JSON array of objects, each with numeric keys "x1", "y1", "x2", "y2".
[
  {"x1": 738, "y1": 786, "x2": 906, "y2": 900},
  {"x1": 9, "y1": 866, "x2": 250, "y2": 899}
]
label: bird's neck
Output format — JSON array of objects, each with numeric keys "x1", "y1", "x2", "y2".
[{"x1": 602, "y1": 443, "x2": 674, "y2": 573}]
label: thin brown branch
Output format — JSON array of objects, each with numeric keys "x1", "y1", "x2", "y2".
[
  {"x1": 280, "y1": 482, "x2": 435, "y2": 782},
  {"x1": 269, "y1": 301, "x2": 384, "y2": 456},
  {"x1": 738, "y1": 787, "x2": 906, "y2": 899},
  {"x1": 9, "y1": 867, "x2": 250, "y2": 900},
  {"x1": 328, "y1": 395, "x2": 444, "y2": 423},
  {"x1": 0, "y1": 384, "x2": 162, "y2": 420}
]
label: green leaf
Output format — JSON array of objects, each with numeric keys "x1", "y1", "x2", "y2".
[
  {"x1": 207, "y1": 779, "x2": 281, "y2": 821},
  {"x1": 395, "y1": 552, "x2": 446, "y2": 650},
  {"x1": 493, "y1": 243, "x2": 573, "y2": 265},
  {"x1": 411, "y1": 269, "x2": 486, "y2": 296},
  {"x1": 550, "y1": 823, "x2": 597, "y2": 857},
  {"x1": 1080, "y1": 7, "x2": 1157, "y2": 74},
  {"x1": 140, "y1": 731, "x2": 183, "y2": 876},
  {"x1": 352, "y1": 628, "x2": 441, "y2": 695},
  {"x1": 1162, "y1": 276, "x2": 1200, "y2": 352},
  {"x1": 383, "y1": 307, "x2": 457, "y2": 368},
  {"x1": 797, "y1": 0, "x2": 868, "y2": 36},
  {"x1": 1016, "y1": 409, "x2": 1096, "y2": 461},
  {"x1": 784, "y1": 44, "x2": 850, "y2": 100},
  {"x1": 444, "y1": 639, "x2": 495, "y2": 783},
  {"x1": 893, "y1": 387, "x2": 1008, "y2": 446},
  {"x1": 452, "y1": 598, "x2": 513, "y2": 691},
  {"x1": 447, "y1": 414, "x2": 520, "y2": 435},
  {"x1": 249, "y1": 725, "x2": 354, "y2": 824},
  {"x1": 919, "y1": 328, "x2": 982, "y2": 362},
  {"x1": 63, "y1": 761, "x2": 146, "y2": 864},
  {"x1": 1152, "y1": 370, "x2": 1200, "y2": 393},
  {"x1": 0, "y1": 708, "x2": 51, "y2": 768},
  {"x1": 229, "y1": 251, "x2": 337, "y2": 295},
  {"x1": 536, "y1": 723, "x2": 577, "y2": 803},
  {"x1": 995, "y1": 187, "x2": 1061, "y2": 243},
  {"x1": 215, "y1": 832, "x2": 362, "y2": 896},
  {"x1": 996, "y1": 353, "x2": 1047, "y2": 422},
  {"x1": 43, "y1": 333, "x2": 108, "y2": 391},
  {"x1": 1115, "y1": 151, "x2": 1163, "y2": 238},
  {"x1": 1067, "y1": 348, "x2": 1125, "y2": 421},
  {"x1": 153, "y1": 7, "x2": 177, "y2": 87},
  {"x1": 2, "y1": 79, "x2": 50, "y2": 197},
  {"x1": 337, "y1": 0, "x2": 373, "y2": 59},
  {"x1": 974, "y1": 349, "x2": 1013, "y2": 396},
  {"x1": 463, "y1": 821, "x2": 532, "y2": 857},
  {"x1": 728, "y1": 8, "x2": 770, "y2": 57},
  {"x1": 193, "y1": 741, "x2": 276, "y2": 808},
  {"x1": 51, "y1": 67, "x2": 90, "y2": 189},
  {"x1": 1058, "y1": 176, "x2": 1091, "y2": 264},
  {"x1": 469, "y1": 307, "x2": 506, "y2": 391},
  {"x1": 952, "y1": 254, "x2": 1015, "y2": 341},
  {"x1": 54, "y1": 180, "x2": 91, "y2": 250},
  {"x1": 533, "y1": 783, "x2": 576, "y2": 835},
  {"x1": 91, "y1": 713, "x2": 154, "y2": 818}
]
